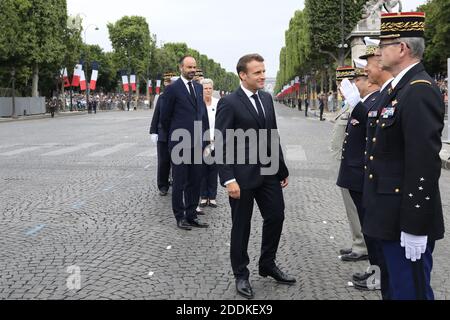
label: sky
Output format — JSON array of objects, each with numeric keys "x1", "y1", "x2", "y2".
[{"x1": 67, "y1": 0, "x2": 427, "y2": 78}]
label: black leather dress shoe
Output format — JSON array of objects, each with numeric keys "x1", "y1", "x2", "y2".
[
  {"x1": 236, "y1": 279, "x2": 254, "y2": 299},
  {"x1": 259, "y1": 265, "x2": 296, "y2": 284},
  {"x1": 352, "y1": 272, "x2": 373, "y2": 282},
  {"x1": 339, "y1": 248, "x2": 352, "y2": 255},
  {"x1": 177, "y1": 219, "x2": 192, "y2": 231},
  {"x1": 340, "y1": 252, "x2": 369, "y2": 262},
  {"x1": 353, "y1": 277, "x2": 380, "y2": 291},
  {"x1": 188, "y1": 218, "x2": 209, "y2": 228}
]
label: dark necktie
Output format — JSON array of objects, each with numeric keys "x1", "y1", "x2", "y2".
[
  {"x1": 252, "y1": 94, "x2": 266, "y2": 126},
  {"x1": 188, "y1": 81, "x2": 197, "y2": 105}
]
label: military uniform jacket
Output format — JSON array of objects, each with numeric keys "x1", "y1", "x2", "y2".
[
  {"x1": 337, "y1": 91, "x2": 380, "y2": 192},
  {"x1": 355, "y1": 63, "x2": 445, "y2": 241}
]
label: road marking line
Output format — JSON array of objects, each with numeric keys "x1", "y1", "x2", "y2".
[
  {"x1": 25, "y1": 224, "x2": 46, "y2": 236},
  {"x1": 136, "y1": 149, "x2": 157, "y2": 157},
  {"x1": 87, "y1": 143, "x2": 136, "y2": 157},
  {"x1": 41, "y1": 143, "x2": 99, "y2": 156},
  {"x1": 0, "y1": 144, "x2": 56, "y2": 156},
  {"x1": 72, "y1": 201, "x2": 85, "y2": 209}
]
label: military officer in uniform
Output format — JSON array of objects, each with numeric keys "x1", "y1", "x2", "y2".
[
  {"x1": 343, "y1": 38, "x2": 394, "y2": 297},
  {"x1": 330, "y1": 66, "x2": 369, "y2": 262},
  {"x1": 338, "y1": 60, "x2": 383, "y2": 271},
  {"x1": 150, "y1": 72, "x2": 176, "y2": 196},
  {"x1": 359, "y1": 12, "x2": 444, "y2": 300}
]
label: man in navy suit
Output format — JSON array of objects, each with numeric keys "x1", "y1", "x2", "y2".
[
  {"x1": 215, "y1": 54, "x2": 296, "y2": 299},
  {"x1": 160, "y1": 56, "x2": 209, "y2": 231}
]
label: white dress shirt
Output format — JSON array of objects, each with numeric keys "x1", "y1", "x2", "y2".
[
  {"x1": 381, "y1": 78, "x2": 395, "y2": 92},
  {"x1": 240, "y1": 84, "x2": 266, "y2": 117},
  {"x1": 180, "y1": 75, "x2": 197, "y2": 97},
  {"x1": 206, "y1": 98, "x2": 219, "y2": 141},
  {"x1": 391, "y1": 62, "x2": 420, "y2": 89}
]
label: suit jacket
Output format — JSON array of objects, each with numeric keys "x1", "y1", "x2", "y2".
[
  {"x1": 215, "y1": 87, "x2": 289, "y2": 190},
  {"x1": 160, "y1": 78, "x2": 209, "y2": 149},
  {"x1": 360, "y1": 63, "x2": 445, "y2": 241},
  {"x1": 337, "y1": 91, "x2": 380, "y2": 192},
  {"x1": 149, "y1": 93, "x2": 168, "y2": 142}
]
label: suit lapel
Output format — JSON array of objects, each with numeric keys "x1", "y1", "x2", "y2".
[
  {"x1": 177, "y1": 79, "x2": 197, "y2": 109},
  {"x1": 258, "y1": 91, "x2": 271, "y2": 128},
  {"x1": 237, "y1": 88, "x2": 263, "y2": 128}
]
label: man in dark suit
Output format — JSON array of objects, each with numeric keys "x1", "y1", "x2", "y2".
[
  {"x1": 215, "y1": 54, "x2": 295, "y2": 300},
  {"x1": 360, "y1": 12, "x2": 445, "y2": 300},
  {"x1": 150, "y1": 73, "x2": 174, "y2": 196},
  {"x1": 160, "y1": 56, "x2": 209, "y2": 231}
]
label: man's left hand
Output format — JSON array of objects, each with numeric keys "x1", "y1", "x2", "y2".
[
  {"x1": 281, "y1": 178, "x2": 289, "y2": 189},
  {"x1": 401, "y1": 232, "x2": 428, "y2": 262}
]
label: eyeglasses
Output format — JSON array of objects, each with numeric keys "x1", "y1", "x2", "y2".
[{"x1": 378, "y1": 42, "x2": 402, "y2": 50}]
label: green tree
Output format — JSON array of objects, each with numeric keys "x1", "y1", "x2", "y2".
[
  {"x1": 107, "y1": 16, "x2": 154, "y2": 91},
  {"x1": 305, "y1": 0, "x2": 366, "y2": 66},
  {"x1": 26, "y1": 0, "x2": 68, "y2": 96},
  {"x1": 419, "y1": 0, "x2": 450, "y2": 75}
]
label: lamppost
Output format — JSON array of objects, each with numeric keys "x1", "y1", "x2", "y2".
[
  {"x1": 83, "y1": 24, "x2": 99, "y2": 113},
  {"x1": 337, "y1": 0, "x2": 348, "y2": 66},
  {"x1": 11, "y1": 67, "x2": 17, "y2": 119}
]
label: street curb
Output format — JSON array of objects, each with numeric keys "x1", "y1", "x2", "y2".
[{"x1": 0, "y1": 111, "x2": 88, "y2": 123}]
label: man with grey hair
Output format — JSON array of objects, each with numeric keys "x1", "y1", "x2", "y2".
[{"x1": 360, "y1": 12, "x2": 445, "y2": 300}]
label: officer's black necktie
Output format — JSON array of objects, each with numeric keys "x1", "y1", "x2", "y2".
[
  {"x1": 252, "y1": 94, "x2": 266, "y2": 127},
  {"x1": 188, "y1": 81, "x2": 197, "y2": 105}
]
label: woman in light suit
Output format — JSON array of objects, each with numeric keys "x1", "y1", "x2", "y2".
[{"x1": 199, "y1": 78, "x2": 220, "y2": 208}]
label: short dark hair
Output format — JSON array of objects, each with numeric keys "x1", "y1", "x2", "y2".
[
  {"x1": 179, "y1": 55, "x2": 195, "y2": 66},
  {"x1": 236, "y1": 54, "x2": 264, "y2": 76}
]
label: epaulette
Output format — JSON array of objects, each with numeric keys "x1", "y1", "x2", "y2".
[{"x1": 410, "y1": 80, "x2": 431, "y2": 86}]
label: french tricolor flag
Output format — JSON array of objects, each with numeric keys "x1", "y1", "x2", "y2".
[
  {"x1": 71, "y1": 64, "x2": 83, "y2": 87},
  {"x1": 121, "y1": 71, "x2": 129, "y2": 92},
  {"x1": 130, "y1": 74, "x2": 137, "y2": 92},
  {"x1": 148, "y1": 80, "x2": 153, "y2": 94},
  {"x1": 62, "y1": 68, "x2": 71, "y2": 88},
  {"x1": 80, "y1": 70, "x2": 87, "y2": 91},
  {"x1": 90, "y1": 61, "x2": 99, "y2": 91},
  {"x1": 156, "y1": 80, "x2": 161, "y2": 95}
]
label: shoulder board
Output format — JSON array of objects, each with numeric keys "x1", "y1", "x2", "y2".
[{"x1": 410, "y1": 80, "x2": 431, "y2": 86}]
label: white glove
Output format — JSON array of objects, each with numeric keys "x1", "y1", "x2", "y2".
[
  {"x1": 151, "y1": 134, "x2": 158, "y2": 144},
  {"x1": 339, "y1": 78, "x2": 361, "y2": 108},
  {"x1": 401, "y1": 232, "x2": 428, "y2": 262}
]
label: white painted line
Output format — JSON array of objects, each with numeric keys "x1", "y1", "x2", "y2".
[
  {"x1": 0, "y1": 143, "x2": 56, "y2": 156},
  {"x1": 135, "y1": 149, "x2": 157, "y2": 157},
  {"x1": 166, "y1": 246, "x2": 172, "y2": 250},
  {"x1": 87, "y1": 143, "x2": 136, "y2": 157},
  {"x1": 0, "y1": 144, "x2": 19, "y2": 150},
  {"x1": 144, "y1": 164, "x2": 152, "y2": 169},
  {"x1": 148, "y1": 271, "x2": 155, "y2": 277},
  {"x1": 41, "y1": 143, "x2": 99, "y2": 156},
  {"x1": 286, "y1": 145, "x2": 307, "y2": 162}
]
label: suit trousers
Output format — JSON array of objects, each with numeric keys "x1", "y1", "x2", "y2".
[
  {"x1": 200, "y1": 163, "x2": 219, "y2": 199},
  {"x1": 341, "y1": 188, "x2": 367, "y2": 255},
  {"x1": 171, "y1": 148, "x2": 203, "y2": 222},
  {"x1": 229, "y1": 175, "x2": 285, "y2": 280},
  {"x1": 157, "y1": 141, "x2": 171, "y2": 192}
]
